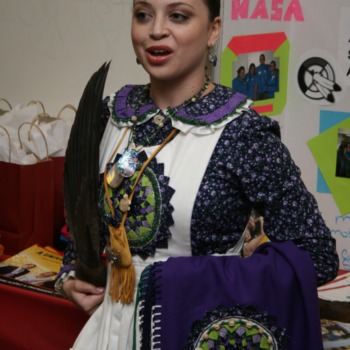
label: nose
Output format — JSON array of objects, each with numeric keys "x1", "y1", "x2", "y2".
[{"x1": 149, "y1": 16, "x2": 169, "y2": 40}]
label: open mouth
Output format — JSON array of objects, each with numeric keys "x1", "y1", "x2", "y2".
[
  {"x1": 148, "y1": 49, "x2": 171, "y2": 56},
  {"x1": 146, "y1": 47, "x2": 172, "y2": 64}
]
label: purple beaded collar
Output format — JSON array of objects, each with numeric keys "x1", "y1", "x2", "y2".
[{"x1": 110, "y1": 84, "x2": 248, "y2": 127}]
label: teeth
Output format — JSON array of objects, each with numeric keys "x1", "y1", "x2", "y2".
[{"x1": 150, "y1": 49, "x2": 168, "y2": 55}]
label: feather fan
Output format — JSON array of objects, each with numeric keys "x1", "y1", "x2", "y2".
[{"x1": 63, "y1": 62, "x2": 110, "y2": 286}]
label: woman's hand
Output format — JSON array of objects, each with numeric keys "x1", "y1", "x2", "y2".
[
  {"x1": 63, "y1": 278, "x2": 105, "y2": 315},
  {"x1": 242, "y1": 232, "x2": 269, "y2": 258},
  {"x1": 243, "y1": 235, "x2": 263, "y2": 257}
]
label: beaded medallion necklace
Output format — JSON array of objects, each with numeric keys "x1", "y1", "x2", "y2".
[{"x1": 106, "y1": 77, "x2": 210, "y2": 189}]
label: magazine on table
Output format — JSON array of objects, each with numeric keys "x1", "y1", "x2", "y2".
[
  {"x1": 0, "y1": 244, "x2": 63, "y2": 296},
  {"x1": 321, "y1": 318, "x2": 350, "y2": 349}
]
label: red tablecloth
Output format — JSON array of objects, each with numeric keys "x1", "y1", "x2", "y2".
[{"x1": 0, "y1": 282, "x2": 89, "y2": 350}]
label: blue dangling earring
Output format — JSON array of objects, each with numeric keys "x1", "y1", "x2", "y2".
[{"x1": 208, "y1": 47, "x2": 217, "y2": 67}]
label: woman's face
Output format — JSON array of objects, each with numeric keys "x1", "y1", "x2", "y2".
[
  {"x1": 131, "y1": 0, "x2": 221, "y2": 83},
  {"x1": 259, "y1": 55, "x2": 265, "y2": 65}
]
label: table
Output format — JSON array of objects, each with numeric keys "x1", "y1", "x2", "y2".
[
  {"x1": 0, "y1": 281, "x2": 89, "y2": 350},
  {"x1": 319, "y1": 270, "x2": 350, "y2": 323},
  {"x1": 320, "y1": 299, "x2": 350, "y2": 323}
]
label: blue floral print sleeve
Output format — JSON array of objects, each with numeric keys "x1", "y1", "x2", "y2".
[{"x1": 215, "y1": 109, "x2": 338, "y2": 285}]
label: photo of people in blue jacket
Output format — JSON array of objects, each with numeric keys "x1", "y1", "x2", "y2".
[{"x1": 231, "y1": 52, "x2": 279, "y2": 101}]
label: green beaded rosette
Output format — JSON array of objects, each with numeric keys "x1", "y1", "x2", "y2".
[{"x1": 185, "y1": 305, "x2": 288, "y2": 350}]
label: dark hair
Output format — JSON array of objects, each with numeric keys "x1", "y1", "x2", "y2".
[
  {"x1": 133, "y1": 1, "x2": 220, "y2": 22},
  {"x1": 203, "y1": 0, "x2": 221, "y2": 21},
  {"x1": 237, "y1": 66, "x2": 245, "y2": 75}
]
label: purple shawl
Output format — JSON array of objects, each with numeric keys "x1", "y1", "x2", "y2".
[{"x1": 137, "y1": 241, "x2": 323, "y2": 349}]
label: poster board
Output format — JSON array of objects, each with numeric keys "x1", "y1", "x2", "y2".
[{"x1": 218, "y1": 0, "x2": 350, "y2": 270}]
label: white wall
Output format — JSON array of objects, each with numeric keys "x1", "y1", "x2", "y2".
[{"x1": 0, "y1": 0, "x2": 148, "y2": 115}]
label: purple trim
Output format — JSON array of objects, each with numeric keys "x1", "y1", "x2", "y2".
[
  {"x1": 114, "y1": 85, "x2": 156, "y2": 120},
  {"x1": 112, "y1": 85, "x2": 248, "y2": 124},
  {"x1": 55, "y1": 264, "x2": 75, "y2": 281},
  {"x1": 176, "y1": 92, "x2": 247, "y2": 124}
]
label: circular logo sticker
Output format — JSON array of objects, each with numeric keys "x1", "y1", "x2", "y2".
[{"x1": 295, "y1": 51, "x2": 345, "y2": 105}]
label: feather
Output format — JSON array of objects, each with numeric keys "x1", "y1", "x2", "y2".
[{"x1": 63, "y1": 62, "x2": 110, "y2": 286}]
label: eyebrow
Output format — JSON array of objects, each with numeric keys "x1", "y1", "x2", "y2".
[
  {"x1": 133, "y1": 1, "x2": 150, "y2": 7},
  {"x1": 133, "y1": 1, "x2": 194, "y2": 10}
]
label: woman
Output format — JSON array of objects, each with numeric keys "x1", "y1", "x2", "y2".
[
  {"x1": 266, "y1": 60, "x2": 279, "y2": 99},
  {"x1": 56, "y1": 1, "x2": 338, "y2": 349},
  {"x1": 245, "y1": 62, "x2": 259, "y2": 100},
  {"x1": 232, "y1": 65, "x2": 248, "y2": 95}
]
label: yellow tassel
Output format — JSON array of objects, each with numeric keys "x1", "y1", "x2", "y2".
[
  {"x1": 108, "y1": 224, "x2": 132, "y2": 267},
  {"x1": 109, "y1": 263, "x2": 136, "y2": 303},
  {"x1": 108, "y1": 224, "x2": 135, "y2": 303}
]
